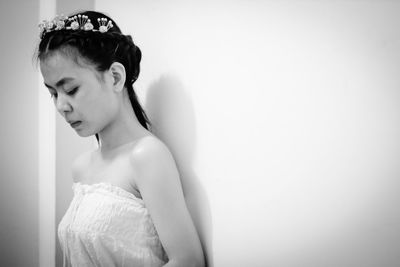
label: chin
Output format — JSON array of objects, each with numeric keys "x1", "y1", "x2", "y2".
[
  {"x1": 77, "y1": 132, "x2": 92, "y2": 137},
  {"x1": 73, "y1": 128, "x2": 94, "y2": 138}
]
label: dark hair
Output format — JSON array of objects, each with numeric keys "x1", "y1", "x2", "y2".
[{"x1": 35, "y1": 10, "x2": 152, "y2": 145}]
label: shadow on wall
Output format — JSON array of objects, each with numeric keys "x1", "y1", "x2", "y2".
[{"x1": 145, "y1": 74, "x2": 214, "y2": 267}]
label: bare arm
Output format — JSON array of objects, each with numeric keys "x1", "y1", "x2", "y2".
[{"x1": 130, "y1": 136, "x2": 205, "y2": 267}]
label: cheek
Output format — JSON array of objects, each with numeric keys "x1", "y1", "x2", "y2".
[
  {"x1": 86, "y1": 93, "x2": 119, "y2": 123},
  {"x1": 78, "y1": 80, "x2": 119, "y2": 124}
]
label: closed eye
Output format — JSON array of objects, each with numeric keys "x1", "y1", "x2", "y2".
[
  {"x1": 67, "y1": 87, "x2": 79, "y2": 95},
  {"x1": 49, "y1": 87, "x2": 78, "y2": 99}
]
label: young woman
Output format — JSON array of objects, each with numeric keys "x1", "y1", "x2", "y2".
[{"x1": 36, "y1": 10, "x2": 205, "y2": 267}]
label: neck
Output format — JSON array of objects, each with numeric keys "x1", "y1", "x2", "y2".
[{"x1": 97, "y1": 91, "x2": 151, "y2": 153}]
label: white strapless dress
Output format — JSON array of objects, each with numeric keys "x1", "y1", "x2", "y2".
[{"x1": 58, "y1": 182, "x2": 169, "y2": 267}]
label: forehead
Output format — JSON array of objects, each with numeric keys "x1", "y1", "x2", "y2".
[{"x1": 40, "y1": 52, "x2": 102, "y2": 85}]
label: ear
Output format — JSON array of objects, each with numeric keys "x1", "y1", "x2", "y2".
[{"x1": 109, "y1": 62, "x2": 126, "y2": 92}]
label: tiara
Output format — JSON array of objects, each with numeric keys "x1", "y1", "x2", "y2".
[{"x1": 38, "y1": 14, "x2": 114, "y2": 39}]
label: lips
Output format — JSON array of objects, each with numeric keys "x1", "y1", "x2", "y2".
[{"x1": 69, "y1": 121, "x2": 82, "y2": 128}]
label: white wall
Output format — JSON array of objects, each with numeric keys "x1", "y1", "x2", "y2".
[
  {"x1": 96, "y1": 1, "x2": 400, "y2": 266},
  {"x1": 0, "y1": 0, "x2": 40, "y2": 266}
]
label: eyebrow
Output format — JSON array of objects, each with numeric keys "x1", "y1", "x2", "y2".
[{"x1": 44, "y1": 77, "x2": 75, "y2": 89}]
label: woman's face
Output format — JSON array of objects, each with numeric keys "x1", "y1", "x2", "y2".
[{"x1": 40, "y1": 51, "x2": 119, "y2": 137}]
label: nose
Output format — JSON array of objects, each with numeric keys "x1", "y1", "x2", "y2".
[{"x1": 55, "y1": 94, "x2": 72, "y2": 114}]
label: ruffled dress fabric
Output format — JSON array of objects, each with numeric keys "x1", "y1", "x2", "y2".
[{"x1": 58, "y1": 182, "x2": 169, "y2": 267}]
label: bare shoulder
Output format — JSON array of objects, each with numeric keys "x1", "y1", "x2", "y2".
[
  {"x1": 71, "y1": 149, "x2": 95, "y2": 183},
  {"x1": 131, "y1": 135, "x2": 169, "y2": 153},
  {"x1": 129, "y1": 135, "x2": 176, "y2": 176},
  {"x1": 130, "y1": 135, "x2": 172, "y2": 161}
]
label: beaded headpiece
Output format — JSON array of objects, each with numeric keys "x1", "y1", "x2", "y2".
[{"x1": 38, "y1": 14, "x2": 114, "y2": 39}]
